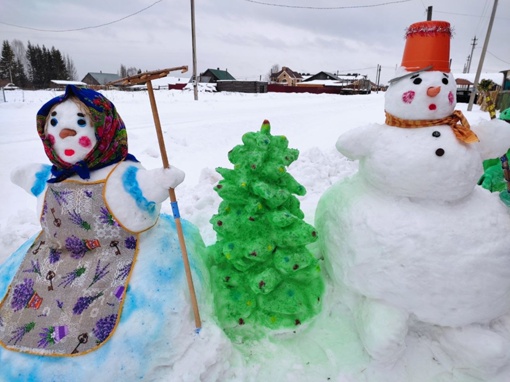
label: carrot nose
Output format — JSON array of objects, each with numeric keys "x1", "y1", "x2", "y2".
[
  {"x1": 59, "y1": 128, "x2": 77, "y2": 139},
  {"x1": 427, "y1": 86, "x2": 441, "y2": 97}
]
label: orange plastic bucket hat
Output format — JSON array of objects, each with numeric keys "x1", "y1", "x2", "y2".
[{"x1": 401, "y1": 20, "x2": 452, "y2": 72}]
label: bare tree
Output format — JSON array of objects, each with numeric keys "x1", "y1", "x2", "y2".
[
  {"x1": 266, "y1": 64, "x2": 280, "y2": 82},
  {"x1": 65, "y1": 54, "x2": 78, "y2": 80},
  {"x1": 10, "y1": 39, "x2": 27, "y2": 73},
  {"x1": 119, "y1": 64, "x2": 127, "y2": 78},
  {"x1": 126, "y1": 67, "x2": 139, "y2": 77}
]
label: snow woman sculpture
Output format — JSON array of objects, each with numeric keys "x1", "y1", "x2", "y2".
[
  {"x1": 0, "y1": 85, "x2": 206, "y2": 381},
  {"x1": 316, "y1": 21, "x2": 510, "y2": 377}
]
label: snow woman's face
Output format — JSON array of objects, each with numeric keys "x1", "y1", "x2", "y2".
[{"x1": 45, "y1": 98, "x2": 97, "y2": 164}]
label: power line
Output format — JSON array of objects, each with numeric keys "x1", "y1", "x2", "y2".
[
  {"x1": 435, "y1": 9, "x2": 509, "y2": 21},
  {"x1": 474, "y1": 0, "x2": 490, "y2": 36},
  {"x1": 487, "y1": 50, "x2": 510, "y2": 65},
  {"x1": 0, "y1": 0, "x2": 163, "y2": 32},
  {"x1": 243, "y1": 0, "x2": 411, "y2": 10}
]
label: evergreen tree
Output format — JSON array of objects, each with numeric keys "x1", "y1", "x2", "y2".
[
  {"x1": 49, "y1": 46, "x2": 69, "y2": 81},
  {"x1": 26, "y1": 41, "x2": 43, "y2": 87},
  {"x1": 26, "y1": 42, "x2": 71, "y2": 88},
  {"x1": 0, "y1": 40, "x2": 15, "y2": 82},
  {"x1": 208, "y1": 120, "x2": 324, "y2": 339},
  {"x1": 12, "y1": 58, "x2": 28, "y2": 87}
]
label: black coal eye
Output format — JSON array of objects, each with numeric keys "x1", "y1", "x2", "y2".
[
  {"x1": 77, "y1": 118, "x2": 86, "y2": 127},
  {"x1": 51, "y1": 111, "x2": 57, "y2": 116},
  {"x1": 413, "y1": 77, "x2": 422, "y2": 85},
  {"x1": 432, "y1": 131, "x2": 441, "y2": 137},
  {"x1": 442, "y1": 78, "x2": 449, "y2": 85},
  {"x1": 50, "y1": 118, "x2": 58, "y2": 127}
]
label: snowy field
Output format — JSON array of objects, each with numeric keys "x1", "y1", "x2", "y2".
[
  {"x1": 0, "y1": 86, "x2": 503, "y2": 382},
  {"x1": 0, "y1": 87, "x2": 378, "y2": 258}
]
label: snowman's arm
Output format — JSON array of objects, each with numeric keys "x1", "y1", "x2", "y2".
[
  {"x1": 10, "y1": 163, "x2": 52, "y2": 197},
  {"x1": 105, "y1": 162, "x2": 185, "y2": 232},
  {"x1": 472, "y1": 118, "x2": 510, "y2": 160},
  {"x1": 129, "y1": 166, "x2": 186, "y2": 204}
]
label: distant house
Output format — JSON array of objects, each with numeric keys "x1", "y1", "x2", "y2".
[
  {"x1": 199, "y1": 68, "x2": 235, "y2": 83},
  {"x1": 302, "y1": 71, "x2": 340, "y2": 82},
  {"x1": 270, "y1": 67, "x2": 303, "y2": 86},
  {"x1": 298, "y1": 71, "x2": 373, "y2": 94},
  {"x1": 81, "y1": 72, "x2": 121, "y2": 86}
]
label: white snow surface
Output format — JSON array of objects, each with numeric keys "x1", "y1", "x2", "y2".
[{"x1": 0, "y1": 88, "x2": 508, "y2": 382}]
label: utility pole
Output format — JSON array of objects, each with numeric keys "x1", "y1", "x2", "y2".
[
  {"x1": 375, "y1": 64, "x2": 381, "y2": 94},
  {"x1": 190, "y1": 0, "x2": 198, "y2": 101},
  {"x1": 426, "y1": 6, "x2": 433, "y2": 21},
  {"x1": 468, "y1": 0, "x2": 498, "y2": 111},
  {"x1": 466, "y1": 36, "x2": 477, "y2": 73}
]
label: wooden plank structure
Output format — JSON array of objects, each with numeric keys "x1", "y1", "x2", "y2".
[
  {"x1": 216, "y1": 80, "x2": 267, "y2": 93},
  {"x1": 107, "y1": 67, "x2": 202, "y2": 330}
]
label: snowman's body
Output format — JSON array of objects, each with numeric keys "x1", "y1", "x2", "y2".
[
  {"x1": 317, "y1": 69, "x2": 510, "y2": 370},
  {"x1": 318, "y1": 125, "x2": 510, "y2": 327}
]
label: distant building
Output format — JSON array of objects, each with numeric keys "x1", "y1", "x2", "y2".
[
  {"x1": 270, "y1": 67, "x2": 303, "y2": 86},
  {"x1": 199, "y1": 68, "x2": 235, "y2": 83},
  {"x1": 81, "y1": 72, "x2": 121, "y2": 86},
  {"x1": 453, "y1": 72, "x2": 504, "y2": 105},
  {"x1": 302, "y1": 71, "x2": 340, "y2": 82},
  {"x1": 297, "y1": 71, "x2": 373, "y2": 94},
  {"x1": 216, "y1": 81, "x2": 267, "y2": 93}
]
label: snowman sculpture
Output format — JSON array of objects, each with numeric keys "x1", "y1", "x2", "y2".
[
  {"x1": 316, "y1": 21, "x2": 510, "y2": 375},
  {"x1": 0, "y1": 86, "x2": 207, "y2": 380}
]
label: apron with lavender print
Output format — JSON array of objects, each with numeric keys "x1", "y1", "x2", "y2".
[{"x1": 0, "y1": 177, "x2": 138, "y2": 356}]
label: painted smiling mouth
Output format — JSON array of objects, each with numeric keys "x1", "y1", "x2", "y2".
[{"x1": 64, "y1": 149, "x2": 75, "y2": 156}]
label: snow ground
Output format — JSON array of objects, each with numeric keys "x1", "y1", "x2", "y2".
[{"x1": 1, "y1": 86, "x2": 505, "y2": 382}]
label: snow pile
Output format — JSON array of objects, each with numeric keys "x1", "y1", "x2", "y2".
[{"x1": 2, "y1": 88, "x2": 510, "y2": 381}]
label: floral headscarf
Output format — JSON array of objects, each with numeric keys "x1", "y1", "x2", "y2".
[{"x1": 37, "y1": 85, "x2": 136, "y2": 183}]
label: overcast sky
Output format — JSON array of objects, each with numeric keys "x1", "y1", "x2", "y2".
[{"x1": 1, "y1": 0, "x2": 509, "y2": 84}]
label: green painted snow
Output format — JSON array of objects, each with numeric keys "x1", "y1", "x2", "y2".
[{"x1": 207, "y1": 120, "x2": 324, "y2": 340}]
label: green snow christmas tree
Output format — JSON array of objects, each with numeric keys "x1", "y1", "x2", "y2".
[{"x1": 208, "y1": 120, "x2": 324, "y2": 339}]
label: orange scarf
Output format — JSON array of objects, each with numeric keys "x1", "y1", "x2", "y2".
[{"x1": 385, "y1": 110, "x2": 479, "y2": 144}]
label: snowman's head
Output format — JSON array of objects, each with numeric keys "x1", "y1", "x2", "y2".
[
  {"x1": 37, "y1": 85, "x2": 129, "y2": 182},
  {"x1": 45, "y1": 97, "x2": 97, "y2": 164},
  {"x1": 385, "y1": 68, "x2": 457, "y2": 121}
]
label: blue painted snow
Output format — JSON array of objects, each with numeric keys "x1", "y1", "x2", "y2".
[{"x1": 0, "y1": 214, "x2": 205, "y2": 382}]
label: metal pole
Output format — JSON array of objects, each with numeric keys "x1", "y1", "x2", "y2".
[
  {"x1": 190, "y1": 0, "x2": 199, "y2": 101},
  {"x1": 468, "y1": 0, "x2": 498, "y2": 111}
]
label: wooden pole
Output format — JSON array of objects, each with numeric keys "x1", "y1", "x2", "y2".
[
  {"x1": 107, "y1": 67, "x2": 202, "y2": 330},
  {"x1": 146, "y1": 80, "x2": 202, "y2": 329}
]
